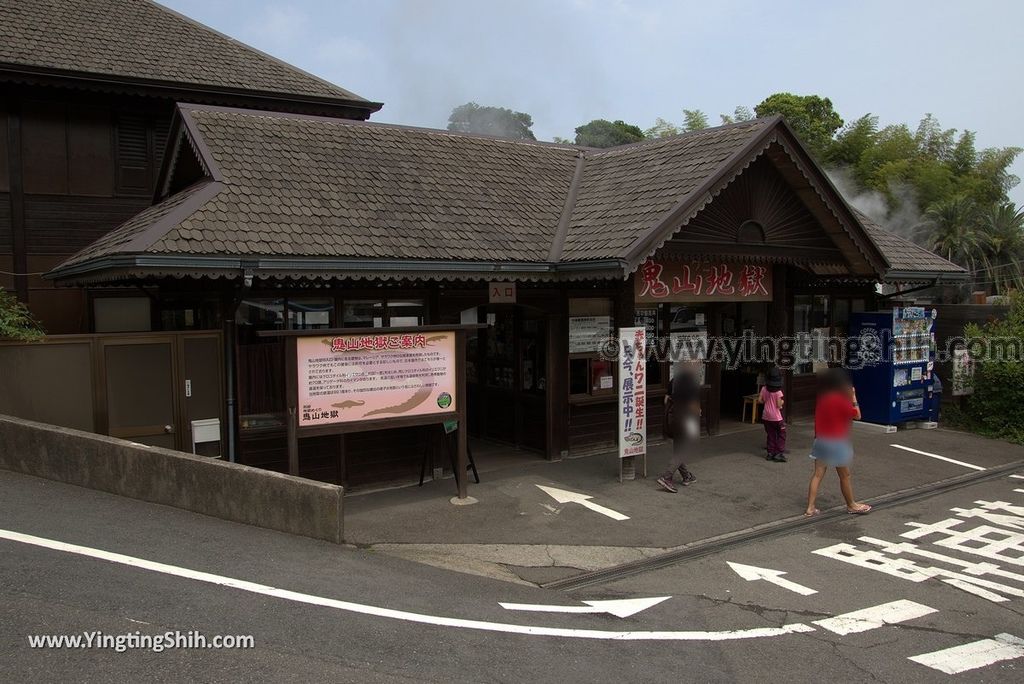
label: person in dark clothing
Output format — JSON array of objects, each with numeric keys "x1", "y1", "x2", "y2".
[{"x1": 658, "y1": 362, "x2": 701, "y2": 493}]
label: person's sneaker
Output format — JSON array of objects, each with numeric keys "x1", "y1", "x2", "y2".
[
  {"x1": 764, "y1": 453, "x2": 773, "y2": 461},
  {"x1": 680, "y1": 470, "x2": 697, "y2": 486},
  {"x1": 657, "y1": 476, "x2": 678, "y2": 493},
  {"x1": 773, "y1": 453, "x2": 788, "y2": 463}
]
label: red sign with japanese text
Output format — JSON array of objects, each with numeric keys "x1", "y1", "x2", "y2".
[{"x1": 634, "y1": 258, "x2": 773, "y2": 303}]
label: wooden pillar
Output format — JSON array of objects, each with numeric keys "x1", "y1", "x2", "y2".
[
  {"x1": 773, "y1": 265, "x2": 793, "y2": 418},
  {"x1": 545, "y1": 290, "x2": 568, "y2": 460},
  {"x1": 455, "y1": 329, "x2": 468, "y2": 498},
  {"x1": 285, "y1": 337, "x2": 299, "y2": 476},
  {"x1": 7, "y1": 105, "x2": 28, "y2": 302},
  {"x1": 614, "y1": 275, "x2": 635, "y2": 328},
  {"x1": 707, "y1": 302, "x2": 723, "y2": 435}
]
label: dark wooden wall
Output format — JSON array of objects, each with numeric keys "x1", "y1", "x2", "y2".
[{"x1": 4, "y1": 88, "x2": 173, "y2": 333}]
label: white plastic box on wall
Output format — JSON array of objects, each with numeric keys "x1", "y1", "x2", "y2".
[{"x1": 191, "y1": 418, "x2": 221, "y2": 458}]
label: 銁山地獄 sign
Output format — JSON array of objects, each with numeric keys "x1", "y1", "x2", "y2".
[{"x1": 635, "y1": 258, "x2": 773, "y2": 303}]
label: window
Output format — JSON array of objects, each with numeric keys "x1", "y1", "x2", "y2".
[
  {"x1": 668, "y1": 304, "x2": 708, "y2": 385},
  {"x1": 93, "y1": 296, "x2": 151, "y2": 333},
  {"x1": 569, "y1": 298, "x2": 615, "y2": 397},
  {"x1": 342, "y1": 299, "x2": 425, "y2": 328},
  {"x1": 160, "y1": 298, "x2": 221, "y2": 331},
  {"x1": 794, "y1": 294, "x2": 831, "y2": 374},
  {"x1": 343, "y1": 300, "x2": 383, "y2": 328},
  {"x1": 634, "y1": 306, "x2": 663, "y2": 387},
  {"x1": 832, "y1": 297, "x2": 866, "y2": 335},
  {"x1": 288, "y1": 298, "x2": 332, "y2": 330},
  {"x1": 235, "y1": 297, "x2": 335, "y2": 432}
]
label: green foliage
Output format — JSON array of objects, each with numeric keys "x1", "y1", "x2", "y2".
[
  {"x1": 568, "y1": 93, "x2": 1021, "y2": 291},
  {"x1": 913, "y1": 196, "x2": 984, "y2": 269},
  {"x1": 0, "y1": 288, "x2": 44, "y2": 342},
  {"x1": 681, "y1": 109, "x2": 709, "y2": 132},
  {"x1": 574, "y1": 119, "x2": 645, "y2": 148},
  {"x1": 956, "y1": 294, "x2": 1024, "y2": 442},
  {"x1": 719, "y1": 106, "x2": 754, "y2": 125},
  {"x1": 644, "y1": 117, "x2": 680, "y2": 139},
  {"x1": 447, "y1": 102, "x2": 536, "y2": 140},
  {"x1": 754, "y1": 92, "x2": 843, "y2": 158}
]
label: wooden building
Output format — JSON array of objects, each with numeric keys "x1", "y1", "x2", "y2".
[
  {"x1": 1, "y1": 0, "x2": 380, "y2": 333},
  {"x1": 47, "y1": 104, "x2": 966, "y2": 487}
]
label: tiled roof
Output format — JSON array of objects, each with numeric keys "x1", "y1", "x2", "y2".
[
  {"x1": 0, "y1": 0, "x2": 374, "y2": 106},
  {"x1": 52, "y1": 106, "x2": 965, "y2": 282},
  {"x1": 563, "y1": 120, "x2": 772, "y2": 260},
  {"x1": 855, "y1": 210, "x2": 966, "y2": 274}
]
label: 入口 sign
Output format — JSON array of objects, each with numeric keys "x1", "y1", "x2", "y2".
[
  {"x1": 489, "y1": 281, "x2": 516, "y2": 304},
  {"x1": 296, "y1": 331, "x2": 457, "y2": 427},
  {"x1": 635, "y1": 258, "x2": 773, "y2": 303},
  {"x1": 618, "y1": 327, "x2": 647, "y2": 461}
]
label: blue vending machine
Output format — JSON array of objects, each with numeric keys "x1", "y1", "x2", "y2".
[{"x1": 848, "y1": 307, "x2": 936, "y2": 426}]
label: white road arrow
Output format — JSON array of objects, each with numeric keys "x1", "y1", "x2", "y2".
[
  {"x1": 536, "y1": 485, "x2": 629, "y2": 521},
  {"x1": 499, "y1": 596, "x2": 671, "y2": 618},
  {"x1": 727, "y1": 562, "x2": 818, "y2": 596}
]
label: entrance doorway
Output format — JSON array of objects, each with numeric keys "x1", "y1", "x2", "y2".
[
  {"x1": 465, "y1": 304, "x2": 547, "y2": 456},
  {"x1": 718, "y1": 301, "x2": 770, "y2": 422}
]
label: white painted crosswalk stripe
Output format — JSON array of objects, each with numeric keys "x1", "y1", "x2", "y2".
[
  {"x1": 1010, "y1": 474, "x2": 1024, "y2": 480},
  {"x1": 889, "y1": 444, "x2": 986, "y2": 471},
  {"x1": 813, "y1": 600, "x2": 936, "y2": 635},
  {"x1": 908, "y1": 633, "x2": 1024, "y2": 674}
]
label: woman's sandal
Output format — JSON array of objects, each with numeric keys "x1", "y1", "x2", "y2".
[
  {"x1": 847, "y1": 504, "x2": 872, "y2": 515},
  {"x1": 803, "y1": 508, "x2": 820, "y2": 517}
]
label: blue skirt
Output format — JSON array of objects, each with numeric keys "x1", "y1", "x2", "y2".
[{"x1": 810, "y1": 437, "x2": 853, "y2": 466}]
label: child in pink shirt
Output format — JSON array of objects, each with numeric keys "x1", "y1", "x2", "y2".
[{"x1": 759, "y1": 367, "x2": 786, "y2": 462}]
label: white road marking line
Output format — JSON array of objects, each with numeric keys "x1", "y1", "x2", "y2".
[
  {"x1": 0, "y1": 528, "x2": 813, "y2": 641},
  {"x1": 727, "y1": 562, "x2": 817, "y2": 596},
  {"x1": 499, "y1": 597, "x2": 671, "y2": 618},
  {"x1": 889, "y1": 444, "x2": 986, "y2": 471},
  {"x1": 908, "y1": 633, "x2": 1024, "y2": 674},
  {"x1": 535, "y1": 485, "x2": 630, "y2": 521},
  {"x1": 1010, "y1": 474, "x2": 1024, "y2": 480},
  {"x1": 813, "y1": 600, "x2": 936, "y2": 635},
  {"x1": 1015, "y1": 489, "x2": 1024, "y2": 495}
]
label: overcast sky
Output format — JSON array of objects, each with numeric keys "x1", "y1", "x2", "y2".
[{"x1": 163, "y1": 0, "x2": 1024, "y2": 206}]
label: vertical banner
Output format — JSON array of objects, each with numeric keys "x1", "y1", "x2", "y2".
[{"x1": 618, "y1": 327, "x2": 647, "y2": 462}]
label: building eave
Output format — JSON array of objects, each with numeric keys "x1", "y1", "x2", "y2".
[{"x1": 0, "y1": 63, "x2": 383, "y2": 117}]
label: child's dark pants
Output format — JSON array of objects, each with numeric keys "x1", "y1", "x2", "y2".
[{"x1": 764, "y1": 419, "x2": 786, "y2": 455}]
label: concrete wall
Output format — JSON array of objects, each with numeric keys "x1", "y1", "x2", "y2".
[{"x1": 0, "y1": 414, "x2": 344, "y2": 543}]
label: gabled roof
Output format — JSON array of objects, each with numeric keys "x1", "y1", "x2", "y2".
[
  {"x1": 0, "y1": 0, "x2": 380, "y2": 114},
  {"x1": 854, "y1": 210, "x2": 966, "y2": 277},
  {"x1": 49, "y1": 105, "x2": 966, "y2": 284}
]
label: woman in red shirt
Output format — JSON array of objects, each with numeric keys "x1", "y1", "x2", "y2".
[{"x1": 805, "y1": 368, "x2": 871, "y2": 516}]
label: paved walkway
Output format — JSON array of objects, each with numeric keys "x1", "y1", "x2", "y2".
[{"x1": 345, "y1": 423, "x2": 1024, "y2": 584}]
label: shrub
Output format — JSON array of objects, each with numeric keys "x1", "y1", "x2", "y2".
[
  {"x1": 958, "y1": 293, "x2": 1024, "y2": 442},
  {"x1": 0, "y1": 288, "x2": 44, "y2": 342}
]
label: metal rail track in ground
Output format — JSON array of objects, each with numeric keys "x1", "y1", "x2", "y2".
[{"x1": 542, "y1": 459, "x2": 1024, "y2": 592}]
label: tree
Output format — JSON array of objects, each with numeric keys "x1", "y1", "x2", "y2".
[
  {"x1": 979, "y1": 203, "x2": 1024, "y2": 294},
  {"x1": 644, "y1": 117, "x2": 680, "y2": 139},
  {"x1": 0, "y1": 288, "x2": 44, "y2": 342},
  {"x1": 681, "y1": 109, "x2": 709, "y2": 132},
  {"x1": 447, "y1": 102, "x2": 536, "y2": 140},
  {"x1": 719, "y1": 106, "x2": 754, "y2": 125},
  {"x1": 913, "y1": 196, "x2": 984, "y2": 272},
  {"x1": 825, "y1": 114, "x2": 878, "y2": 168},
  {"x1": 754, "y1": 92, "x2": 843, "y2": 158},
  {"x1": 574, "y1": 119, "x2": 645, "y2": 148}
]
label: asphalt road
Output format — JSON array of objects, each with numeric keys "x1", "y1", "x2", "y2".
[{"x1": 3, "y1": 466, "x2": 1023, "y2": 683}]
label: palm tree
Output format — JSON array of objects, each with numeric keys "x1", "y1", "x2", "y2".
[
  {"x1": 979, "y1": 202, "x2": 1024, "y2": 294},
  {"x1": 913, "y1": 196, "x2": 984, "y2": 273}
]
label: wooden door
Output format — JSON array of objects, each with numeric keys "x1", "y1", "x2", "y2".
[{"x1": 101, "y1": 337, "x2": 178, "y2": 449}]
